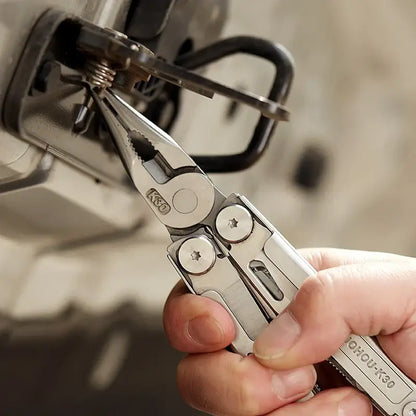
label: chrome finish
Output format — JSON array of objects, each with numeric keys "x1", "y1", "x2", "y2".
[
  {"x1": 215, "y1": 204, "x2": 254, "y2": 243},
  {"x1": 91, "y1": 89, "x2": 218, "y2": 229},
  {"x1": 203, "y1": 290, "x2": 259, "y2": 356},
  {"x1": 93, "y1": 87, "x2": 416, "y2": 416},
  {"x1": 178, "y1": 236, "x2": 216, "y2": 275},
  {"x1": 168, "y1": 232, "x2": 269, "y2": 355},
  {"x1": 172, "y1": 189, "x2": 198, "y2": 214},
  {"x1": 404, "y1": 402, "x2": 416, "y2": 416},
  {"x1": 235, "y1": 195, "x2": 416, "y2": 416}
]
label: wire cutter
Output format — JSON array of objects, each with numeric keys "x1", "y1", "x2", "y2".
[{"x1": 91, "y1": 88, "x2": 416, "y2": 416}]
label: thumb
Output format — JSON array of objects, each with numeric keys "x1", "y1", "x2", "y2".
[{"x1": 253, "y1": 261, "x2": 416, "y2": 381}]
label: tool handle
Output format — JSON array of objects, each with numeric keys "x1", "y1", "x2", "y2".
[
  {"x1": 240, "y1": 195, "x2": 416, "y2": 416},
  {"x1": 168, "y1": 192, "x2": 416, "y2": 416}
]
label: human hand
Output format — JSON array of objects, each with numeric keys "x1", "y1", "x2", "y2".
[{"x1": 163, "y1": 248, "x2": 416, "y2": 415}]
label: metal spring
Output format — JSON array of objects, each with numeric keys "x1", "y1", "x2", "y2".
[{"x1": 85, "y1": 59, "x2": 116, "y2": 89}]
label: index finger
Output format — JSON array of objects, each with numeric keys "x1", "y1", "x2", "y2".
[
  {"x1": 163, "y1": 248, "x2": 413, "y2": 354},
  {"x1": 299, "y1": 247, "x2": 414, "y2": 271}
]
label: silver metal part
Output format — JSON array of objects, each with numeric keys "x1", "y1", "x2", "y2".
[
  {"x1": 215, "y1": 204, "x2": 254, "y2": 243},
  {"x1": 178, "y1": 236, "x2": 216, "y2": 275},
  {"x1": 172, "y1": 189, "x2": 198, "y2": 214},
  {"x1": 91, "y1": 89, "x2": 220, "y2": 229},
  {"x1": 93, "y1": 88, "x2": 416, "y2": 416},
  {"x1": 173, "y1": 192, "x2": 416, "y2": 416},
  {"x1": 203, "y1": 290, "x2": 258, "y2": 355},
  {"x1": 237, "y1": 195, "x2": 416, "y2": 416},
  {"x1": 168, "y1": 232, "x2": 269, "y2": 355},
  {"x1": 404, "y1": 402, "x2": 416, "y2": 416},
  {"x1": 249, "y1": 260, "x2": 284, "y2": 301}
]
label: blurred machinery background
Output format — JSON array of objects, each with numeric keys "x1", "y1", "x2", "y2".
[{"x1": 0, "y1": 0, "x2": 416, "y2": 414}]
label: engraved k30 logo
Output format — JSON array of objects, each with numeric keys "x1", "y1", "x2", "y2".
[{"x1": 146, "y1": 189, "x2": 171, "y2": 215}]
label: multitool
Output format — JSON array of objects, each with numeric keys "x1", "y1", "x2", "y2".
[
  {"x1": 87, "y1": 86, "x2": 416, "y2": 416},
  {"x1": 4, "y1": 12, "x2": 413, "y2": 415}
]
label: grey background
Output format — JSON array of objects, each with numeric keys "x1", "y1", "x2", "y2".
[{"x1": 0, "y1": 1, "x2": 415, "y2": 414}]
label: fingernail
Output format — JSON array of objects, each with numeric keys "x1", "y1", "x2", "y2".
[
  {"x1": 338, "y1": 393, "x2": 373, "y2": 416},
  {"x1": 187, "y1": 316, "x2": 224, "y2": 346},
  {"x1": 271, "y1": 366, "x2": 316, "y2": 400},
  {"x1": 254, "y1": 312, "x2": 301, "y2": 360}
]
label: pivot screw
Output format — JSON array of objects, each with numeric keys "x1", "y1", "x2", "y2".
[
  {"x1": 403, "y1": 402, "x2": 416, "y2": 416},
  {"x1": 215, "y1": 204, "x2": 254, "y2": 243},
  {"x1": 178, "y1": 236, "x2": 216, "y2": 275}
]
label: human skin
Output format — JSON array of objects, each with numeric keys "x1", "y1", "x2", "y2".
[{"x1": 163, "y1": 248, "x2": 416, "y2": 416}]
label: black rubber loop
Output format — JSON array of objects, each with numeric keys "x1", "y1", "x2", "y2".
[{"x1": 176, "y1": 36, "x2": 294, "y2": 173}]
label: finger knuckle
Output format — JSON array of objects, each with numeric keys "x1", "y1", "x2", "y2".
[
  {"x1": 232, "y1": 361, "x2": 262, "y2": 415},
  {"x1": 298, "y1": 272, "x2": 330, "y2": 304},
  {"x1": 302, "y1": 248, "x2": 325, "y2": 270},
  {"x1": 293, "y1": 271, "x2": 337, "y2": 322},
  {"x1": 314, "y1": 270, "x2": 336, "y2": 295}
]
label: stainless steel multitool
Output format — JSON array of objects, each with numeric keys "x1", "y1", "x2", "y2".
[{"x1": 91, "y1": 88, "x2": 416, "y2": 416}]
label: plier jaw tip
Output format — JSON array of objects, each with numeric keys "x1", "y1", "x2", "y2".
[{"x1": 90, "y1": 88, "x2": 221, "y2": 231}]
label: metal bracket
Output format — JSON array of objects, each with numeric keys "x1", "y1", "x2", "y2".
[{"x1": 3, "y1": 8, "x2": 294, "y2": 184}]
